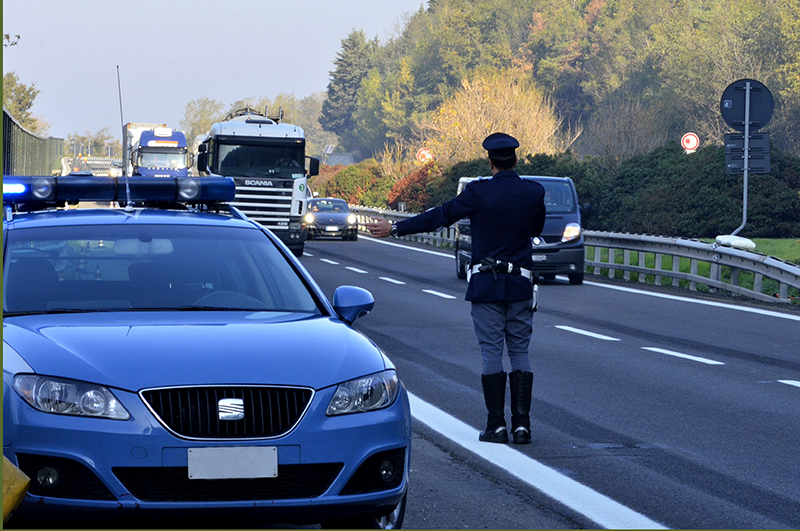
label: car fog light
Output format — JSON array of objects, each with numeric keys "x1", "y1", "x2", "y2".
[
  {"x1": 568, "y1": 264, "x2": 577, "y2": 271},
  {"x1": 378, "y1": 460, "x2": 395, "y2": 482},
  {"x1": 36, "y1": 466, "x2": 60, "y2": 488}
]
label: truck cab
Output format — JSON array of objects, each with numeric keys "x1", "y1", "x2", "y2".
[{"x1": 454, "y1": 175, "x2": 589, "y2": 285}]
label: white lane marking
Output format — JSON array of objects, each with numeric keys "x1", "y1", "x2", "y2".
[
  {"x1": 641, "y1": 347, "x2": 725, "y2": 366},
  {"x1": 380, "y1": 277, "x2": 406, "y2": 285},
  {"x1": 555, "y1": 325, "x2": 621, "y2": 341},
  {"x1": 408, "y1": 392, "x2": 666, "y2": 529},
  {"x1": 363, "y1": 238, "x2": 799, "y2": 322},
  {"x1": 423, "y1": 289, "x2": 457, "y2": 299},
  {"x1": 584, "y1": 280, "x2": 800, "y2": 322},
  {"x1": 320, "y1": 259, "x2": 339, "y2": 265},
  {"x1": 303, "y1": 251, "x2": 314, "y2": 257},
  {"x1": 778, "y1": 380, "x2": 800, "y2": 388},
  {"x1": 346, "y1": 267, "x2": 368, "y2": 274},
  {"x1": 362, "y1": 235, "x2": 453, "y2": 258}
]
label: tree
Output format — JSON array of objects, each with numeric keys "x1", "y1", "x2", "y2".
[
  {"x1": 66, "y1": 127, "x2": 118, "y2": 158},
  {"x1": 180, "y1": 97, "x2": 226, "y2": 147},
  {"x1": 418, "y1": 69, "x2": 579, "y2": 165},
  {"x1": 319, "y1": 30, "x2": 377, "y2": 154},
  {"x1": 3, "y1": 71, "x2": 49, "y2": 135}
]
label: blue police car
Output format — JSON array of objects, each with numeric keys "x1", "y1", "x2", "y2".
[{"x1": 2, "y1": 176, "x2": 411, "y2": 528}]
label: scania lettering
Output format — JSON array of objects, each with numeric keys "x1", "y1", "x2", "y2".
[{"x1": 195, "y1": 107, "x2": 320, "y2": 257}]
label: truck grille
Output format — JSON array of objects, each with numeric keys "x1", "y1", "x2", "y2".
[
  {"x1": 231, "y1": 183, "x2": 294, "y2": 231},
  {"x1": 141, "y1": 386, "x2": 313, "y2": 440}
]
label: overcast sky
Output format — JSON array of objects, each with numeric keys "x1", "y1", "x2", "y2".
[{"x1": 3, "y1": 0, "x2": 427, "y2": 140}]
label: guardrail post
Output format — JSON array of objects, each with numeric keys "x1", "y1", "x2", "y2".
[
  {"x1": 655, "y1": 254, "x2": 663, "y2": 286},
  {"x1": 672, "y1": 256, "x2": 681, "y2": 287},
  {"x1": 623, "y1": 250, "x2": 631, "y2": 281},
  {"x1": 639, "y1": 251, "x2": 646, "y2": 283},
  {"x1": 690, "y1": 260, "x2": 698, "y2": 292},
  {"x1": 608, "y1": 249, "x2": 616, "y2": 279}
]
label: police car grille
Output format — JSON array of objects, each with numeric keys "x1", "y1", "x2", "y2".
[
  {"x1": 113, "y1": 463, "x2": 343, "y2": 502},
  {"x1": 141, "y1": 386, "x2": 312, "y2": 439}
]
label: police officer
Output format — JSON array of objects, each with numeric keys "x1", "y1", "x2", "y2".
[{"x1": 366, "y1": 133, "x2": 546, "y2": 444}]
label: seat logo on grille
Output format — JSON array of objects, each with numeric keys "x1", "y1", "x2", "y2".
[{"x1": 218, "y1": 398, "x2": 245, "y2": 421}]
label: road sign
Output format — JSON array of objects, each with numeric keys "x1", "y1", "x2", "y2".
[
  {"x1": 416, "y1": 148, "x2": 433, "y2": 163},
  {"x1": 681, "y1": 132, "x2": 700, "y2": 152},
  {"x1": 724, "y1": 132, "x2": 771, "y2": 174},
  {"x1": 720, "y1": 79, "x2": 774, "y2": 132}
]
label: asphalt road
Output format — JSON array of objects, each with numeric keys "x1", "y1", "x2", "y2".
[{"x1": 300, "y1": 235, "x2": 800, "y2": 529}]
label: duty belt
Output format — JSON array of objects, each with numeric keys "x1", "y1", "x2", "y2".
[{"x1": 468, "y1": 258, "x2": 533, "y2": 280}]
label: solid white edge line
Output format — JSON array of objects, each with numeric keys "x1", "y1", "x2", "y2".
[
  {"x1": 555, "y1": 325, "x2": 621, "y2": 341},
  {"x1": 584, "y1": 280, "x2": 800, "y2": 322},
  {"x1": 422, "y1": 289, "x2": 457, "y2": 299},
  {"x1": 641, "y1": 347, "x2": 725, "y2": 366},
  {"x1": 778, "y1": 380, "x2": 800, "y2": 388},
  {"x1": 407, "y1": 392, "x2": 667, "y2": 530}
]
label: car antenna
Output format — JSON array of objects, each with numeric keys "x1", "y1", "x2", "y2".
[{"x1": 117, "y1": 65, "x2": 133, "y2": 212}]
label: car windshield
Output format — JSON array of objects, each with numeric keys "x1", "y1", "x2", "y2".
[
  {"x1": 539, "y1": 181, "x2": 575, "y2": 214},
  {"x1": 309, "y1": 200, "x2": 348, "y2": 213},
  {"x1": 3, "y1": 223, "x2": 321, "y2": 315}
]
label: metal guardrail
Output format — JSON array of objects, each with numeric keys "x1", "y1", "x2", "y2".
[{"x1": 350, "y1": 206, "x2": 800, "y2": 304}]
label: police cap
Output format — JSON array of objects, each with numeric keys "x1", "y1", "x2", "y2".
[{"x1": 482, "y1": 132, "x2": 519, "y2": 158}]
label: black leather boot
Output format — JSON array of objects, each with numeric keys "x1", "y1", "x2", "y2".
[
  {"x1": 478, "y1": 372, "x2": 508, "y2": 443},
  {"x1": 509, "y1": 370, "x2": 533, "y2": 444}
]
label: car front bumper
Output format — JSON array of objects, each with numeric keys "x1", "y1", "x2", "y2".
[{"x1": 3, "y1": 382, "x2": 411, "y2": 523}]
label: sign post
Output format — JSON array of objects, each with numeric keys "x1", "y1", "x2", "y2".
[{"x1": 719, "y1": 79, "x2": 773, "y2": 240}]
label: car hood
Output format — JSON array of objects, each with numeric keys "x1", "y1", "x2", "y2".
[
  {"x1": 3, "y1": 312, "x2": 388, "y2": 392},
  {"x1": 312, "y1": 212, "x2": 351, "y2": 224}
]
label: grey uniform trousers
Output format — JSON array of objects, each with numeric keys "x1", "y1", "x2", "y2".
[{"x1": 470, "y1": 299, "x2": 533, "y2": 375}]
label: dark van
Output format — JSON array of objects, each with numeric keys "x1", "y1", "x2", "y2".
[{"x1": 454, "y1": 175, "x2": 588, "y2": 285}]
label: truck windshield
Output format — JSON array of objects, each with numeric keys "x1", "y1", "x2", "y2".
[
  {"x1": 216, "y1": 143, "x2": 304, "y2": 177},
  {"x1": 139, "y1": 152, "x2": 187, "y2": 169}
]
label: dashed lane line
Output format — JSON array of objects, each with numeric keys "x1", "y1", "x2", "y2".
[
  {"x1": 555, "y1": 325, "x2": 621, "y2": 341},
  {"x1": 320, "y1": 258, "x2": 339, "y2": 265},
  {"x1": 641, "y1": 347, "x2": 725, "y2": 366},
  {"x1": 380, "y1": 277, "x2": 406, "y2": 285},
  {"x1": 423, "y1": 289, "x2": 457, "y2": 299},
  {"x1": 346, "y1": 266, "x2": 368, "y2": 274},
  {"x1": 778, "y1": 380, "x2": 800, "y2": 389}
]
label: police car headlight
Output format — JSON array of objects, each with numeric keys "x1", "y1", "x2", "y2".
[
  {"x1": 562, "y1": 222, "x2": 582, "y2": 243},
  {"x1": 304, "y1": 213, "x2": 315, "y2": 224},
  {"x1": 14, "y1": 375, "x2": 130, "y2": 420},
  {"x1": 326, "y1": 370, "x2": 400, "y2": 416},
  {"x1": 347, "y1": 214, "x2": 357, "y2": 225}
]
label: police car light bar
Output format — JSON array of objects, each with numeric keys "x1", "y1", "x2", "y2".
[{"x1": 2, "y1": 176, "x2": 236, "y2": 207}]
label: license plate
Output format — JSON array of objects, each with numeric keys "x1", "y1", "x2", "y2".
[
  {"x1": 188, "y1": 447, "x2": 278, "y2": 479},
  {"x1": 531, "y1": 254, "x2": 547, "y2": 261},
  {"x1": 325, "y1": 226, "x2": 339, "y2": 232}
]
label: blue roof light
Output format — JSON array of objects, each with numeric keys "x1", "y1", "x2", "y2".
[{"x1": 2, "y1": 176, "x2": 236, "y2": 208}]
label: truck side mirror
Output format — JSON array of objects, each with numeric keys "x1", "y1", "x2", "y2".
[
  {"x1": 196, "y1": 152, "x2": 208, "y2": 174},
  {"x1": 307, "y1": 157, "x2": 320, "y2": 177}
]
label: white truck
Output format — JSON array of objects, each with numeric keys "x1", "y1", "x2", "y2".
[
  {"x1": 123, "y1": 123, "x2": 190, "y2": 178},
  {"x1": 194, "y1": 107, "x2": 320, "y2": 256}
]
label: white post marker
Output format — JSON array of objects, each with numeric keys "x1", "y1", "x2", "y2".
[{"x1": 681, "y1": 132, "x2": 700, "y2": 153}]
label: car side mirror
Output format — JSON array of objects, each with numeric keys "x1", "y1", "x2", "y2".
[
  {"x1": 580, "y1": 203, "x2": 592, "y2": 228},
  {"x1": 332, "y1": 286, "x2": 375, "y2": 325}
]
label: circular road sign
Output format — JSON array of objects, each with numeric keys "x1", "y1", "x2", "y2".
[
  {"x1": 720, "y1": 79, "x2": 774, "y2": 132},
  {"x1": 416, "y1": 147, "x2": 433, "y2": 163},
  {"x1": 681, "y1": 132, "x2": 700, "y2": 152}
]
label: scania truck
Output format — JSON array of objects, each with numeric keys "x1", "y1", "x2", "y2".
[
  {"x1": 123, "y1": 123, "x2": 190, "y2": 178},
  {"x1": 194, "y1": 107, "x2": 320, "y2": 256}
]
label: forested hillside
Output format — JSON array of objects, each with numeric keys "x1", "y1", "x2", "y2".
[
  {"x1": 311, "y1": 0, "x2": 800, "y2": 239},
  {"x1": 320, "y1": 0, "x2": 800, "y2": 159}
]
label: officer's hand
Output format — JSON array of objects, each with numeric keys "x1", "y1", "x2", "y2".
[{"x1": 365, "y1": 217, "x2": 392, "y2": 238}]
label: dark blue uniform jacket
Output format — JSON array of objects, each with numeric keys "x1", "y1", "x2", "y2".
[{"x1": 396, "y1": 171, "x2": 546, "y2": 303}]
